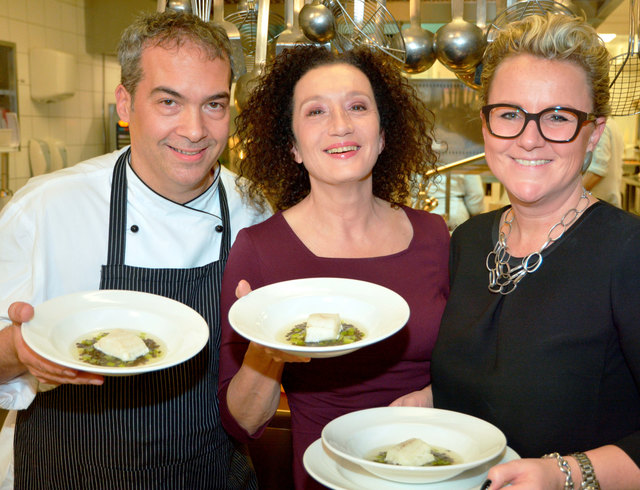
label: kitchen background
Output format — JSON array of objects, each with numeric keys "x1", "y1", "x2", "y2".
[
  {"x1": 0, "y1": 0, "x2": 638, "y2": 479},
  {"x1": 0, "y1": 0, "x2": 637, "y2": 206}
]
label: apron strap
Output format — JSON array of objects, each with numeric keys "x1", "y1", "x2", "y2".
[
  {"x1": 105, "y1": 148, "x2": 130, "y2": 265},
  {"x1": 217, "y1": 178, "x2": 231, "y2": 262}
]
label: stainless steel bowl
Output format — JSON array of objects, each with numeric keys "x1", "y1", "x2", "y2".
[
  {"x1": 299, "y1": 0, "x2": 335, "y2": 43},
  {"x1": 435, "y1": 19, "x2": 486, "y2": 72},
  {"x1": 393, "y1": 25, "x2": 436, "y2": 74},
  {"x1": 165, "y1": 0, "x2": 192, "y2": 14}
]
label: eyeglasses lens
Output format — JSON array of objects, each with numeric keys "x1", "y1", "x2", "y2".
[{"x1": 488, "y1": 106, "x2": 580, "y2": 142}]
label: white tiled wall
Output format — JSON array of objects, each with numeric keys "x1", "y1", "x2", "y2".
[{"x1": 0, "y1": 0, "x2": 121, "y2": 192}]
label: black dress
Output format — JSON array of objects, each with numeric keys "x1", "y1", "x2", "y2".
[{"x1": 432, "y1": 202, "x2": 640, "y2": 467}]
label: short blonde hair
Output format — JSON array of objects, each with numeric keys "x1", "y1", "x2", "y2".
[{"x1": 481, "y1": 13, "x2": 611, "y2": 116}]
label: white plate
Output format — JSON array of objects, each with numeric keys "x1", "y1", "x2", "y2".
[
  {"x1": 22, "y1": 290, "x2": 209, "y2": 375},
  {"x1": 304, "y1": 439, "x2": 520, "y2": 490},
  {"x1": 322, "y1": 407, "x2": 507, "y2": 484},
  {"x1": 228, "y1": 278, "x2": 410, "y2": 358}
]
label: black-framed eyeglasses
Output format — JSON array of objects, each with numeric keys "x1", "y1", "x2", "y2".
[{"x1": 481, "y1": 104, "x2": 597, "y2": 143}]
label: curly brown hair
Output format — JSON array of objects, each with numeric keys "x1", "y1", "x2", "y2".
[{"x1": 234, "y1": 45, "x2": 438, "y2": 211}]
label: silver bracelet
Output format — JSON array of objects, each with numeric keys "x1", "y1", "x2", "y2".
[
  {"x1": 571, "y1": 452, "x2": 601, "y2": 490},
  {"x1": 543, "y1": 452, "x2": 575, "y2": 489}
]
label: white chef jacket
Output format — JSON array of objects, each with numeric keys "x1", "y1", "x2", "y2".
[
  {"x1": 430, "y1": 174, "x2": 486, "y2": 230},
  {"x1": 587, "y1": 118, "x2": 624, "y2": 207},
  {"x1": 0, "y1": 147, "x2": 270, "y2": 487}
]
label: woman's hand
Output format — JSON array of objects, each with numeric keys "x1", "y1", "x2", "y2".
[
  {"x1": 483, "y1": 446, "x2": 640, "y2": 489},
  {"x1": 235, "y1": 279, "x2": 253, "y2": 299},
  {"x1": 3, "y1": 302, "x2": 104, "y2": 386},
  {"x1": 226, "y1": 280, "x2": 309, "y2": 434},
  {"x1": 389, "y1": 385, "x2": 433, "y2": 407},
  {"x1": 247, "y1": 342, "x2": 310, "y2": 364}
]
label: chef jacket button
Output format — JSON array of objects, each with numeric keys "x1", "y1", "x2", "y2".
[
  {"x1": 215, "y1": 224, "x2": 224, "y2": 233},
  {"x1": 130, "y1": 225, "x2": 139, "y2": 233}
]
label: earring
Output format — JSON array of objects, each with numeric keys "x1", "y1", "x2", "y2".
[{"x1": 581, "y1": 151, "x2": 592, "y2": 173}]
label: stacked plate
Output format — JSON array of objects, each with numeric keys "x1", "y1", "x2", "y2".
[
  {"x1": 304, "y1": 406, "x2": 517, "y2": 490},
  {"x1": 227, "y1": 279, "x2": 517, "y2": 488}
]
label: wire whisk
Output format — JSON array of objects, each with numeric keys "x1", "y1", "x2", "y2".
[{"x1": 191, "y1": 0, "x2": 212, "y2": 22}]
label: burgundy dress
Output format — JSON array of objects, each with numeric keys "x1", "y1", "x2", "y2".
[{"x1": 218, "y1": 206, "x2": 449, "y2": 489}]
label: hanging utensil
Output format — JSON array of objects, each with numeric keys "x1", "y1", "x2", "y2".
[
  {"x1": 191, "y1": 0, "x2": 211, "y2": 21},
  {"x1": 435, "y1": 0, "x2": 486, "y2": 72},
  {"x1": 276, "y1": 0, "x2": 313, "y2": 55},
  {"x1": 455, "y1": 0, "x2": 487, "y2": 90},
  {"x1": 165, "y1": 0, "x2": 193, "y2": 13},
  {"x1": 300, "y1": 0, "x2": 405, "y2": 63},
  {"x1": 331, "y1": 0, "x2": 406, "y2": 63},
  {"x1": 234, "y1": 0, "x2": 270, "y2": 112},
  {"x1": 213, "y1": 0, "x2": 247, "y2": 80},
  {"x1": 392, "y1": 0, "x2": 435, "y2": 73},
  {"x1": 225, "y1": 0, "x2": 285, "y2": 73},
  {"x1": 299, "y1": 0, "x2": 338, "y2": 44},
  {"x1": 476, "y1": 0, "x2": 487, "y2": 34},
  {"x1": 609, "y1": 0, "x2": 640, "y2": 116},
  {"x1": 455, "y1": 64, "x2": 482, "y2": 90}
]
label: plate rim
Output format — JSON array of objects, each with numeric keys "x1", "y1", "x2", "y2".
[
  {"x1": 304, "y1": 438, "x2": 520, "y2": 490},
  {"x1": 321, "y1": 406, "x2": 507, "y2": 480},
  {"x1": 227, "y1": 277, "x2": 410, "y2": 354},
  {"x1": 22, "y1": 289, "x2": 209, "y2": 375}
]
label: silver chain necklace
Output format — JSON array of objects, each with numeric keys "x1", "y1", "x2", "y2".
[{"x1": 486, "y1": 189, "x2": 591, "y2": 295}]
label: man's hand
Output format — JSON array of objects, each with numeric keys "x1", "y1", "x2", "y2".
[{"x1": 5, "y1": 301, "x2": 104, "y2": 386}]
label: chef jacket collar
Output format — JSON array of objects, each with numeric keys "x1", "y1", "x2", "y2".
[{"x1": 125, "y1": 151, "x2": 221, "y2": 218}]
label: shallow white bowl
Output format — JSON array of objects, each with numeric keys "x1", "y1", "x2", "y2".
[
  {"x1": 227, "y1": 278, "x2": 410, "y2": 358},
  {"x1": 321, "y1": 407, "x2": 507, "y2": 484},
  {"x1": 304, "y1": 439, "x2": 520, "y2": 490},
  {"x1": 22, "y1": 290, "x2": 209, "y2": 376}
]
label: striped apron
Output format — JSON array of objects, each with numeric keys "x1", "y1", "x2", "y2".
[{"x1": 14, "y1": 149, "x2": 257, "y2": 489}]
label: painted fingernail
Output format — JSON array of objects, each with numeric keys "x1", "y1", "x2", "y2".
[{"x1": 480, "y1": 479, "x2": 492, "y2": 490}]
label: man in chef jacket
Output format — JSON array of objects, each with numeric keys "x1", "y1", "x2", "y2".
[
  {"x1": 0, "y1": 11, "x2": 269, "y2": 489},
  {"x1": 583, "y1": 117, "x2": 625, "y2": 207}
]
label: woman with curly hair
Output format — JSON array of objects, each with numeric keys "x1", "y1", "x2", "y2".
[{"x1": 217, "y1": 45, "x2": 450, "y2": 488}]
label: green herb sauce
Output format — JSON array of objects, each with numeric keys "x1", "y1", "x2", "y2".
[
  {"x1": 285, "y1": 321, "x2": 365, "y2": 347},
  {"x1": 75, "y1": 331, "x2": 164, "y2": 367}
]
